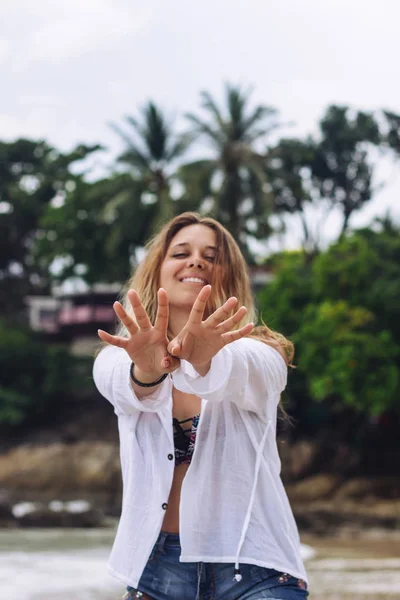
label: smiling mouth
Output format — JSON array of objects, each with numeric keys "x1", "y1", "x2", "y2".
[{"x1": 180, "y1": 277, "x2": 208, "y2": 284}]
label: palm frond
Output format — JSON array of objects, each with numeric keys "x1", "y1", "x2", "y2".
[
  {"x1": 122, "y1": 104, "x2": 171, "y2": 163},
  {"x1": 165, "y1": 133, "x2": 195, "y2": 162},
  {"x1": 242, "y1": 106, "x2": 277, "y2": 136},
  {"x1": 109, "y1": 121, "x2": 148, "y2": 159},
  {"x1": 124, "y1": 115, "x2": 140, "y2": 132},
  {"x1": 185, "y1": 113, "x2": 224, "y2": 147},
  {"x1": 200, "y1": 91, "x2": 227, "y2": 132},
  {"x1": 149, "y1": 105, "x2": 170, "y2": 158},
  {"x1": 226, "y1": 84, "x2": 251, "y2": 139},
  {"x1": 243, "y1": 124, "x2": 281, "y2": 144}
]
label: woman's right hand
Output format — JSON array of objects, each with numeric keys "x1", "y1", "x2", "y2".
[{"x1": 97, "y1": 288, "x2": 180, "y2": 379}]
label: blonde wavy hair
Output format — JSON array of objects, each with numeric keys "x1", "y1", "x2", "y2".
[{"x1": 117, "y1": 212, "x2": 294, "y2": 365}]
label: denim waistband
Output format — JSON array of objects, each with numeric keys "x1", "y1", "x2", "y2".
[
  {"x1": 157, "y1": 530, "x2": 181, "y2": 549},
  {"x1": 136, "y1": 533, "x2": 309, "y2": 599}
]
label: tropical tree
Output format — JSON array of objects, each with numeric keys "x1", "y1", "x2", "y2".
[
  {"x1": 36, "y1": 173, "x2": 163, "y2": 285},
  {"x1": 0, "y1": 138, "x2": 99, "y2": 318},
  {"x1": 382, "y1": 110, "x2": 400, "y2": 155},
  {"x1": 258, "y1": 221, "x2": 400, "y2": 424},
  {"x1": 312, "y1": 105, "x2": 381, "y2": 235},
  {"x1": 265, "y1": 139, "x2": 316, "y2": 252},
  {"x1": 312, "y1": 218, "x2": 400, "y2": 343},
  {"x1": 110, "y1": 102, "x2": 193, "y2": 229},
  {"x1": 296, "y1": 299, "x2": 398, "y2": 417},
  {"x1": 267, "y1": 105, "x2": 390, "y2": 250},
  {"x1": 0, "y1": 318, "x2": 94, "y2": 429},
  {"x1": 183, "y1": 84, "x2": 279, "y2": 261}
]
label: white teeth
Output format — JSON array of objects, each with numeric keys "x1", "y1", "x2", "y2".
[{"x1": 181, "y1": 278, "x2": 207, "y2": 284}]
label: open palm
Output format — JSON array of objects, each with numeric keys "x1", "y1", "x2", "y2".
[
  {"x1": 167, "y1": 285, "x2": 253, "y2": 367},
  {"x1": 98, "y1": 288, "x2": 179, "y2": 375}
]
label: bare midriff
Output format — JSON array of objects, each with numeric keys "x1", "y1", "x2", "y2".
[{"x1": 162, "y1": 387, "x2": 202, "y2": 534}]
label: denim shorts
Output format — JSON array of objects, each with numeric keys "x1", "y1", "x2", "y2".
[{"x1": 124, "y1": 531, "x2": 309, "y2": 600}]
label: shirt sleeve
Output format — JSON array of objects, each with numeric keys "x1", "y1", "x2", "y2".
[
  {"x1": 92, "y1": 345, "x2": 171, "y2": 415},
  {"x1": 171, "y1": 337, "x2": 287, "y2": 416}
]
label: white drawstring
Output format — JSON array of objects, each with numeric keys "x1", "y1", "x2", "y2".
[{"x1": 233, "y1": 421, "x2": 271, "y2": 582}]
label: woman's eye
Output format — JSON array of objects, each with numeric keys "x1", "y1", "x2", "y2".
[{"x1": 171, "y1": 253, "x2": 215, "y2": 262}]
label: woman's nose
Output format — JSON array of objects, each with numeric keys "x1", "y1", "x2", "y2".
[{"x1": 189, "y1": 257, "x2": 205, "y2": 269}]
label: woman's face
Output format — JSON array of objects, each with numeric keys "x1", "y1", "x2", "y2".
[{"x1": 160, "y1": 224, "x2": 218, "y2": 312}]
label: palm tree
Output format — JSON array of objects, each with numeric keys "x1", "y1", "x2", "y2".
[
  {"x1": 182, "y1": 84, "x2": 279, "y2": 260},
  {"x1": 110, "y1": 102, "x2": 193, "y2": 229}
]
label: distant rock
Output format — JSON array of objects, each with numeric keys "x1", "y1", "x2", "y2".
[
  {"x1": 286, "y1": 474, "x2": 400, "y2": 536},
  {"x1": 293, "y1": 499, "x2": 400, "y2": 536},
  {"x1": 0, "y1": 441, "x2": 121, "y2": 512},
  {"x1": 334, "y1": 476, "x2": 400, "y2": 501},
  {"x1": 278, "y1": 439, "x2": 319, "y2": 479},
  {"x1": 286, "y1": 474, "x2": 342, "y2": 503}
]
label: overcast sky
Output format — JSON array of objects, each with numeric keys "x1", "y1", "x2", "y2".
[{"x1": 1, "y1": 0, "x2": 399, "y2": 250}]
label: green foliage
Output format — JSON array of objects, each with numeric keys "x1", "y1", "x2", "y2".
[
  {"x1": 258, "y1": 251, "x2": 313, "y2": 334},
  {"x1": 295, "y1": 301, "x2": 398, "y2": 416},
  {"x1": 3, "y1": 99, "x2": 398, "y2": 290},
  {"x1": 0, "y1": 138, "x2": 100, "y2": 315},
  {"x1": 36, "y1": 174, "x2": 158, "y2": 284},
  {"x1": 382, "y1": 110, "x2": 400, "y2": 154},
  {"x1": 313, "y1": 224, "x2": 400, "y2": 339},
  {"x1": 1, "y1": 94, "x2": 399, "y2": 446},
  {"x1": 258, "y1": 224, "x2": 400, "y2": 419},
  {"x1": 0, "y1": 320, "x2": 88, "y2": 427}
]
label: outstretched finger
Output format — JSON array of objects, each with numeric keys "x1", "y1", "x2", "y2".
[
  {"x1": 128, "y1": 289, "x2": 152, "y2": 331},
  {"x1": 167, "y1": 338, "x2": 182, "y2": 357},
  {"x1": 97, "y1": 329, "x2": 129, "y2": 349},
  {"x1": 220, "y1": 322, "x2": 254, "y2": 345},
  {"x1": 216, "y1": 306, "x2": 248, "y2": 333},
  {"x1": 203, "y1": 297, "x2": 238, "y2": 328},
  {"x1": 160, "y1": 354, "x2": 180, "y2": 372},
  {"x1": 113, "y1": 301, "x2": 138, "y2": 336},
  {"x1": 188, "y1": 284, "x2": 212, "y2": 325},
  {"x1": 154, "y1": 288, "x2": 169, "y2": 333}
]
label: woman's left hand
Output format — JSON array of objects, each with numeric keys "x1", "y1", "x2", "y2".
[{"x1": 167, "y1": 285, "x2": 253, "y2": 372}]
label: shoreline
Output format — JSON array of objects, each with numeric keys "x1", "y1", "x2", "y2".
[{"x1": 1, "y1": 527, "x2": 400, "y2": 599}]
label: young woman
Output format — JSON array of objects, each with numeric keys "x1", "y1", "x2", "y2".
[{"x1": 93, "y1": 212, "x2": 309, "y2": 600}]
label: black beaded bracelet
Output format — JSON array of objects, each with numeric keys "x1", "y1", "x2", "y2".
[{"x1": 130, "y1": 362, "x2": 168, "y2": 388}]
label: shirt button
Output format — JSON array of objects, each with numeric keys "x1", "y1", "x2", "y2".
[
  {"x1": 168, "y1": 453, "x2": 173, "y2": 460},
  {"x1": 162, "y1": 503, "x2": 168, "y2": 510}
]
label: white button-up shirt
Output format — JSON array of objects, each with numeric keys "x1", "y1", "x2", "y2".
[{"x1": 93, "y1": 338, "x2": 308, "y2": 588}]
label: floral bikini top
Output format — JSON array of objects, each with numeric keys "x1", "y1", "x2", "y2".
[{"x1": 173, "y1": 414, "x2": 200, "y2": 466}]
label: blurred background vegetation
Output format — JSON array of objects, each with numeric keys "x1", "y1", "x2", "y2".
[{"x1": 1, "y1": 84, "x2": 400, "y2": 474}]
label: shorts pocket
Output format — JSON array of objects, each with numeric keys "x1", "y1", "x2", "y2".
[{"x1": 147, "y1": 542, "x2": 158, "y2": 563}]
